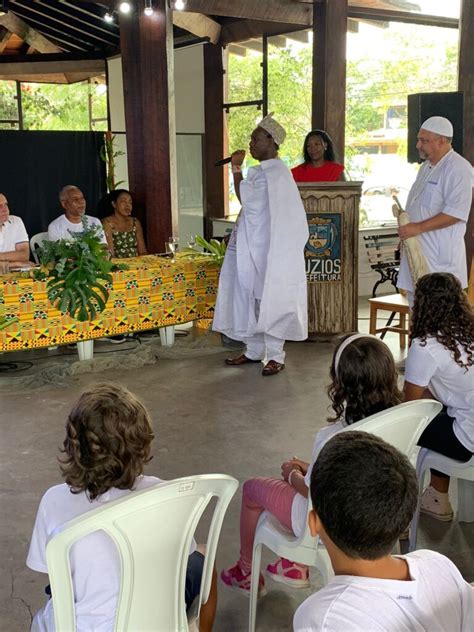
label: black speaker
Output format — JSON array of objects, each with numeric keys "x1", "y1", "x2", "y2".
[{"x1": 407, "y1": 91, "x2": 464, "y2": 163}]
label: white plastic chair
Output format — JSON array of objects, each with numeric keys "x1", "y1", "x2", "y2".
[
  {"x1": 30, "y1": 232, "x2": 49, "y2": 264},
  {"x1": 409, "y1": 450, "x2": 474, "y2": 551},
  {"x1": 249, "y1": 399, "x2": 442, "y2": 632},
  {"x1": 44, "y1": 474, "x2": 238, "y2": 632}
]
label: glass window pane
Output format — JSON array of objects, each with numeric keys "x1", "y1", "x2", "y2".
[
  {"x1": 90, "y1": 76, "x2": 108, "y2": 131},
  {"x1": 267, "y1": 30, "x2": 312, "y2": 168},
  {"x1": 345, "y1": 20, "x2": 459, "y2": 226},
  {"x1": 226, "y1": 104, "x2": 262, "y2": 215},
  {"x1": 0, "y1": 80, "x2": 19, "y2": 124},
  {"x1": 351, "y1": 0, "x2": 460, "y2": 19},
  {"x1": 226, "y1": 41, "x2": 262, "y2": 104},
  {"x1": 22, "y1": 81, "x2": 91, "y2": 130}
]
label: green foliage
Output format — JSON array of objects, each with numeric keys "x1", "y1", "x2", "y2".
[
  {"x1": 100, "y1": 131, "x2": 126, "y2": 191},
  {"x1": 0, "y1": 79, "x2": 108, "y2": 131},
  {"x1": 227, "y1": 28, "x2": 457, "y2": 173},
  {"x1": 185, "y1": 235, "x2": 227, "y2": 266},
  {"x1": 0, "y1": 80, "x2": 19, "y2": 128},
  {"x1": 0, "y1": 316, "x2": 19, "y2": 330},
  {"x1": 34, "y1": 219, "x2": 115, "y2": 322}
]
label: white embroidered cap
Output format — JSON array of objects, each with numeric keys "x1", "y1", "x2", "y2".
[
  {"x1": 420, "y1": 116, "x2": 453, "y2": 138},
  {"x1": 258, "y1": 112, "x2": 286, "y2": 146}
]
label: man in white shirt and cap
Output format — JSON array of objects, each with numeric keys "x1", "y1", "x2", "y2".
[
  {"x1": 213, "y1": 114, "x2": 309, "y2": 376},
  {"x1": 0, "y1": 192, "x2": 30, "y2": 268},
  {"x1": 398, "y1": 116, "x2": 473, "y2": 303}
]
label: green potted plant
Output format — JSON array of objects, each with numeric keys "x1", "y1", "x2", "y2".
[{"x1": 34, "y1": 218, "x2": 124, "y2": 322}]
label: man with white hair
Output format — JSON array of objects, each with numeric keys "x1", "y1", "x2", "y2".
[
  {"x1": 398, "y1": 116, "x2": 473, "y2": 302},
  {"x1": 213, "y1": 114, "x2": 309, "y2": 376},
  {"x1": 48, "y1": 185, "x2": 107, "y2": 244}
]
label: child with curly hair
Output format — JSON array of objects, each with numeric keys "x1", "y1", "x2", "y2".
[
  {"x1": 27, "y1": 383, "x2": 217, "y2": 631},
  {"x1": 221, "y1": 334, "x2": 402, "y2": 595},
  {"x1": 404, "y1": 272, "x2": 474, "y2": 521}
]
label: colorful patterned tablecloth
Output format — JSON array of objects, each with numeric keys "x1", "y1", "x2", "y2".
[{"x1": 0, "y1": 254, "x2": 219, "y2": 352}]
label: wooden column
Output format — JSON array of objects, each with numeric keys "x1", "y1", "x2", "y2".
[
  {"x1": 204, "y1": 43, "x2": 225, "y2": 232},
  {"x1": 120, "y1": 0, "x2": 178, "y2": 253},
  {"x1": 312, "y1": 0, "x2": 348, "y2": 162},
  {"x1": 458, "y1": 0, "x2": 474, "y2": 278}
]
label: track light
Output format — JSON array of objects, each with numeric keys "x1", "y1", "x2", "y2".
[
  {"x1": 144, "y1": 0, "x2": 153, "y2": 16},
  {"x1": 104, "y1": 11, "x2": 114, "y2": 22},
  {"x1": 119, "y1": 1, "x2": 131, "y2": 13},
  {"x1": 174, "y1": 0, "x2": 186, "y2": 10}
]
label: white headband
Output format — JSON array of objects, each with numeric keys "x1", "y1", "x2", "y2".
[{"x1": 334, "y1": 333, "x2": 381, "y2": 376}]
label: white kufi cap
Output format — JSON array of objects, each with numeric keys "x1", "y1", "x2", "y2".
[
  {"x1": 421, "y1": 116, "x2": 453, "y2": 138},
  {"x1": 258, "y1": 112, "x2": 286, "y2": 146}
]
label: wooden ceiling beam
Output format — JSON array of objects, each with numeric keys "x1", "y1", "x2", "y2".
[
  {"x1": 0, "y1": 57, "x2": 105, "y2": 78},
  {"x1": 0, "y1": 71, "x2": 96, "y2": 83},
  {"x1": 172, "y1": 11, "x2": 221, "y2": 44},
  {"x1": 0, "y1": 25, "x2": 13, "y2": 53},
  {"x1": 180, "y1": 0, "x2": 312, "y2": 25},
  {"x1": 0, "y1": 11, "x2": 61, "y2": 53},
  {"x1": 220, "y1": 19, "x2": 308, "y2": 46}
]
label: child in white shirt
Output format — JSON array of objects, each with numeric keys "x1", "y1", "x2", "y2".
[
  {"x1": 404, "y1": 272, "x2": 474, "y2": 521},
  {"x1": 294, "y1": 431, "x2": 474, "y2": 632},
  {"x1": 27, "y1": 382, "x2": 217, "y2": 632}
]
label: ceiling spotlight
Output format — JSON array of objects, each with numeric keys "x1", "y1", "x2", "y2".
[
  {"x1": 174, "y1": 0, "x2": 186, "y2": 10},
  {"x1": 104, "y1": 11, "x2": 114, "y2": 22},
  {"x1": 119, "y1": 1, "x2": 131, "y2": 13},
  {"x1": 144, "y1": 0, "x2": 153, "y2": 16}
]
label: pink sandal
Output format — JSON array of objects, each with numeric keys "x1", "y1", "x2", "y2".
[
  {"x1": 266, "y1": 557, "x2": 310, "y2": 588},
  {"x1": 220, "y1": 563, "x2": 266, "y2": 597}
]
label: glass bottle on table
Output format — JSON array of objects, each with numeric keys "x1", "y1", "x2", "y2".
[{"x1": 168, "y1": 236, "x2": 179, "y2": 262}]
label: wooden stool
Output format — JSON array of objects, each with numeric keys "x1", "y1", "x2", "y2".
[{"x1": 369, "y1": 293, "x2": 410, "y2": 348}]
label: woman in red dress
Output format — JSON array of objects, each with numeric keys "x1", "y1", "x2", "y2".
[{"x1": 291, "y1": 129, "x2": 345, "y2": 182}]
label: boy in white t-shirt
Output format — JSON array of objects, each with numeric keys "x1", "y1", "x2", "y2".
[
  {"x1": 294, "y1": 431, "x2": 473, "y2": 632},
  {"x1": 27, "y1": 383, "x2": 217, "y2": 632}
]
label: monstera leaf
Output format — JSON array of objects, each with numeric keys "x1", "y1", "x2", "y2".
[{"x1": 34, "y1": 219, "x2": 116, "y2": 322}]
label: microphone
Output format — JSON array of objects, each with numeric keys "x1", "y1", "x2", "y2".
[{"x1": 214, "y1": 157, "x2": 232, "y2": 167}]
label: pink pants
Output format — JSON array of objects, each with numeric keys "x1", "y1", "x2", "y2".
[{"x1": 238, "y1": 477, "x2": 297, "y2": 574}]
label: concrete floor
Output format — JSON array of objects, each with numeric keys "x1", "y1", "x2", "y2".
[{"x1": 1, "y1": 302, "x2": 473, "y2": 632}]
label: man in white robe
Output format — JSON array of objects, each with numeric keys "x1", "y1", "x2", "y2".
[
  {"x1": 213, "y1": 114, "x2": 309, "y2": 376},
  {"x1": 398, "y1": 116, "x2": 473, "y2": 304}
]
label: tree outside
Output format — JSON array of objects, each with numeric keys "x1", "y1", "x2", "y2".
[
  {"x1": 0, "y1": 78, "x2": 107, "y2": 131},
  {"x1": 225, "y1": 21, "x2": 458, "y2": 221}
]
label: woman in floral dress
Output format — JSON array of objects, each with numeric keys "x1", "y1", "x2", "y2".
[{"x1": 101, "y1": 189, "x2": 148, "y2": 258}]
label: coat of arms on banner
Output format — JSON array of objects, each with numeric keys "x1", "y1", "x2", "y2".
[{"x1": 305, "y1": 213, "x2": 342, "y2": 282}]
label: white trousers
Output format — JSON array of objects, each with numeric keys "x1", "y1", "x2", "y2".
[
  {"x1": 244, "y1": 333, "x2": 285, "y2": 364},
  {"x1": 244, "y1": 299, "x2": 285, "y2": 364}
]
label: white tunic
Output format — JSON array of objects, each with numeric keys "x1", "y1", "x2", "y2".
[
  {"x1": 213, "y1": 158, "x2": 309, "y2": 341},
  {"x1": 294, "y1": 550, "x2": 474, "y2": 632},
  {"x1": 398, "y1": 150, "x2": 473, "y2": 292}
]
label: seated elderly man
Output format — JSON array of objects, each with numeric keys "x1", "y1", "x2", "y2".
[
  {"x1": 48, "y1": 185, "x2": 107, "y2": 244},
  {"x1": 0, "y1": 193, "x2": 30, "y2": 267}
]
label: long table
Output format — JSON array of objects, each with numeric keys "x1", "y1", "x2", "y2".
[{"x1": 0, "y1": 254, "x2": 219, "y2": 353}]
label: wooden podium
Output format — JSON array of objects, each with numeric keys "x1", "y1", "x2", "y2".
[{"x1": 297, "y1": 181, "x2": 363, "y2": 339}]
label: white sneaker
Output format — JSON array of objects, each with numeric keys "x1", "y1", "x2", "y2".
[{"x1": 420, "y1": 486, "x2": 454, "y2": 521}]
